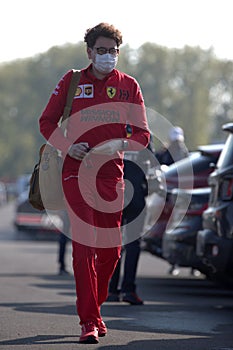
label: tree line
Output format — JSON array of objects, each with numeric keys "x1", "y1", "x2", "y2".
[{"x1": 0, "y1": 41, "x2": 233, "y2": 179}]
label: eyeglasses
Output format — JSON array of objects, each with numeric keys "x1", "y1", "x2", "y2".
[{"x1": 93, "y1": 47, "x2": 119, "y2": 56}]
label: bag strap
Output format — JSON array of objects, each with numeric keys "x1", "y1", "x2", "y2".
[{"x1": 62, "y1": 69, "x2": 81, "y2": 122}]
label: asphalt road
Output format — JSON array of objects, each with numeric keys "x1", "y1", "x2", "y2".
[{"x1": 0, "y1": 202, "x2": 233, "y2": 350}]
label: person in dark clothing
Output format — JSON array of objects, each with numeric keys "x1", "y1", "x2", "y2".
[
  {"x1": 58, "y1": 233, "x2": 70, "y2": 275},
  {"x1": 155, "y1": 126, "x2": 188, "y2": 166},
  {"x1": 107, "y1": 137, "x2": 155, "y2": 305},
  {"x1": 58, "y1": 210, "x2": 70, "y2": 275}
]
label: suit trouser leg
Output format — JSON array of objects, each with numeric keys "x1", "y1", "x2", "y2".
[
  {"x1": 108, "y1": 256, "x2": 121, "y2": 294},
  {"x1": 72, "y1": 241, "x2": 121, "y2": 325},
  {"x1": 121, "y1": 195, "x2": 146, "y2": 293},
  {"x1": 63, "y1": 175, "x2": 123, "y2": 325},
  {"x1": 96, "y1": 246, "x2": 121, "y2": 306},
  {"x1": 121, "y1": 239, "x2": 141, "y2": 293}
]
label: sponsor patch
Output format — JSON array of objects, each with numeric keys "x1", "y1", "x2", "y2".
[
  {"x1": 75, "y1": 86, "x2": 83, "y2": 97},
  {"x1": 74, "y1": 84, "x2": 94, "y2": 98},
  {"x1": 84, "y1": 85, "x2": 93, "y2": 97},
  {"x1": 119, "y1": 89, "x2": 129, "y2": 100}
]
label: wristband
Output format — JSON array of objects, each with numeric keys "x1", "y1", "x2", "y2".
[{"x1": 121, "y1": 140, "x2": 129, "y2": 150}]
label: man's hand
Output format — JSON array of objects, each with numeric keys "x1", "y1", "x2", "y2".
[
  {"x1": 68, "y1": 143, "x2": 90, "y2": 160},
  {"x1": 92, "y1": 140, "x2": 122, "y2": 155}
]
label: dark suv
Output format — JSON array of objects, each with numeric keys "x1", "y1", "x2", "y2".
[
  {"x1": 196, "y1": 123, "x2": 233, "y2": 286},
  {"x1": 162, "y1": 186, "x2": 211, "y2": 276},
  {"x1": 143, "y1": 144, "x2": 223, "y2": 259}
]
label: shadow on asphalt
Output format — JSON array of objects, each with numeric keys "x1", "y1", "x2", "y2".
[
  {"x1": 0, "y1": 275, "x2": 233, "y2": 349},
  {"x1": 0, "y1": 331, "x2": 232, "y2": 350}
]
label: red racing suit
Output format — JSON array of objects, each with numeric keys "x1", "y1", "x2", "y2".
[{"x1": 39, "y1": 64, "x2": 150, "y2": 326}]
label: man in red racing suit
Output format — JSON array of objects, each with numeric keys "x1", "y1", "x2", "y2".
[{"x1": 39, "y1": 22, "x2": 150, "y2": 344}]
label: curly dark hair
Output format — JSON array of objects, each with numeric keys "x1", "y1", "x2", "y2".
[{"x1": 84, "y1": 22, "x2": 123, "y2": 48}]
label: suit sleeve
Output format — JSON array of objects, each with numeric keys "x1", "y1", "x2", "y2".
[
  {"x1": 39, "y1": 70, "x2": 73, "y2": 153},
  {"x1": 126, "y1": 79, "x2": 150, "y2": 150}
]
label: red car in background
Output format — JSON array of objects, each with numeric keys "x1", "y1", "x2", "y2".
[{"x1": 14, "y1": 190, "x2": 63, "y2": 235}]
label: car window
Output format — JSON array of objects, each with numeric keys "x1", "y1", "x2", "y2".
[
  {"x1": 162, "y1": 150, "x2": 221, "y2": 189},
  {"x1": 164, "y1": 151, "x2": 216, "y2": 177},
  {"x1": 164, "y1": 152, "x2": 198, "y2": 176}
]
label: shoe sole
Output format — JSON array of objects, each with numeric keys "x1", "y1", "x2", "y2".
[
  {"x1": 122, "y1": 299, "x2": 143, "y2": 305},
  {"x1": 98, "y1": 332, "x2": 107, "y2": 337},
  {"x1": 79, "y1": 335, "x2": 99, "y2": 344}
]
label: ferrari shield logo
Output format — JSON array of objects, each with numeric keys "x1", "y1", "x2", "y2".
[{"x1": 107, "y1": 87, "x2": 116, "y2": 98}]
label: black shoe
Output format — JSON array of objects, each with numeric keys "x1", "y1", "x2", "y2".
[
  {"x1": 106, "y1": 293, "x2": 120, "y2": 302},
  {"x1": 122, "y1": 292, "x2": 144, "y2": 305},
  {"x1": 58, "y1": 268, "x2": 70, "y2": 276}
]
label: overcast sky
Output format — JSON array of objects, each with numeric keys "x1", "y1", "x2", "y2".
[{"x1": 1, "y1": 0, "x2": 233, "y2": 63}]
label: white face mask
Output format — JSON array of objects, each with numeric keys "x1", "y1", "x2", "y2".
[{"x1": 93, "y1": 53, "x2": 118, "y2": 74}]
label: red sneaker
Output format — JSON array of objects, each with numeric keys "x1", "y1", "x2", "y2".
[
  {"x1": 79, "y1": 322, "x2": 99, "y2": 344},
  {"x1": 98, "y1": 320, "x2": 107, "y2": 337}
]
